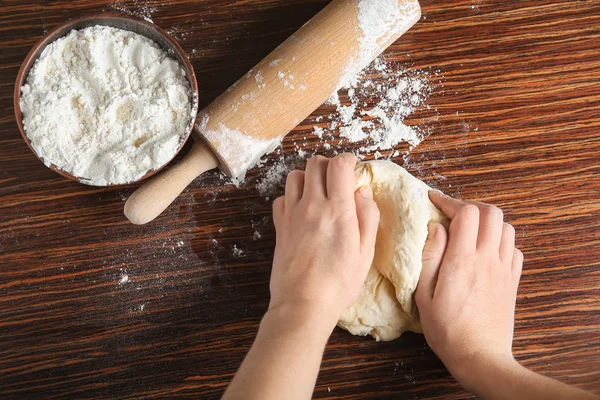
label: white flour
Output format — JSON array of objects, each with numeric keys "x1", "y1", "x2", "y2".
[
  {"x1": 256, "y1": 56, "x2": 440, "y2": 198},
  {"x1": 20, "y1": 26, "x2": 193, "y2": 186},
  {"x1": 256, "y1": 161, "x2": 290, "y2": 198},
  {"x1": 106, "y1": 1, "x2": 157, "y2": 23},
  {"x1": 197, "y1": 112, "x2": 281, "y2": 184},
  {"x1": 323, "y1": 56, "x2": 436, "y2": 155},
  {"x1": 339, "y1": 0, "x2": 421, "y2": 88}
]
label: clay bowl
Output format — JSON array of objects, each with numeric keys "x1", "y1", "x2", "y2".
[{"x1": 14, "y1": 13, "x2": 199, "y2": 187}]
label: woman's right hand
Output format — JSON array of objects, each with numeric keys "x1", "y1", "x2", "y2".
[{"x1": 415, "y1": 191, "x2": 523, "y2": 385}]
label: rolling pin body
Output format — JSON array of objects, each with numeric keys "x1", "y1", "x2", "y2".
[
  {"x1": 200, "y1": 0, "x2": 421, "y2": 178},
  {"x1": 125, "y1": 0, "x2": 421, "y2": 224}
]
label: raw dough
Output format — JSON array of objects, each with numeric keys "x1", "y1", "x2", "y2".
[{"x1": 338, "y1": 161, "x2": 448, "y2": 341}]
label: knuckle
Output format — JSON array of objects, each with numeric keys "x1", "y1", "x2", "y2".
[
  {"x1": 503, "y1": 222, "x2": 515, "y2": 235},
  {"x1": 421, "y1": 248, "x2": 439, "y2": 262},
  {"x1": 273, "y1": 196, "x2": 284, "y2": 209},
  {"x1": 335, "y1": 203, "x2": 358, "y2": 219},
  {"x1": 328, "y1": 156, "x2": 345, "y2": 168},
  {"x1": 308, "y1": 155, "x2": 327, "y2": 165},
  {"x1": 331, "y1": 153, "x2": 356, "y2": 166},
  {"x1": 355, "y1": 196, "x2": 379, "y2": 215},
  {"x1": 372, "y1": 202, "x2": 381, "y2": 214},
  {"x1": 514, "y1": 248, "x2": 524, "y2": 260},
  {"x1": 481, "y1": 204, "x2": 503, "y2": 220},
  {"x1": 459, "y1": 203, "x2": 480, "y2": 218},
  {"x1": 286, "y1": 169, "x2": 303, "y2": 182},
  {"x1": 368, "y1": 203, "x2": 381, "y2": 218}
]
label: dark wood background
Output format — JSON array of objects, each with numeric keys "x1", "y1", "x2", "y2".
[{"x1": 1, "y1": 0, "x2": 599, "y2": 398}]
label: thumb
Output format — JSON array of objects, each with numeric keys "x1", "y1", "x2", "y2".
[
  {"x1": 355, "y1": 186, "x2": 380, "y2": 256},
  {"x1": 417, "y1": 222, "x2": 448, "y2": 303}
]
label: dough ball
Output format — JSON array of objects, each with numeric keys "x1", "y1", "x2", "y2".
[{"x1": 338, "y1": 161, "x2": 448, "y2": 341}]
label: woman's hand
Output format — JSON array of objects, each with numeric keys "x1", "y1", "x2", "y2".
[
  {"x1": 269, "y1": 153, "x2": 381, "y2": 324},
  {"x1": 416, "y1": 191, "x2": 523, "y2": 385}
]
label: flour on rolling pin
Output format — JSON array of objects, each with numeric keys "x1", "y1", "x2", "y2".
[
  {"x1": 339, "y1": 0, "x2": 421, "y2": 88},
  {"x1": 198, "y1": 114, "x2": 281, "y2": 184},
  {"x1": 196, "y1": 0, "x2": 421, "y2": 183}
]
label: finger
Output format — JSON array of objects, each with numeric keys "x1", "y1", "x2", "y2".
[
  {"x1": 429, "y1": 191, "x2": 479, "y2": 254},
  {"x1": 512, "y1": 248, "x2": 524, "y2": 289},
  {"x1": 416, "y1": 222, "x2": 448, "y2": 302},
  {"x1": 304, "y1": 155, "x2": 329, "y2": 198},
  {"x1": 272, "y1": 196, "x2": 285, "y2": 230},
  {"x1": 473, "y1": 203, "x2": 504, "y2": 250},
  {"x1": 285, "y1": 170, "x2": 305, "y2": 206},
  {"x1": 326, "y1": 153, "x2": 357, "y2": 201},
  {"x1": 429, "y1": 190, "x2": 471, "y2": 219},
  {"x1": 499, "y1": 223, "x2": 516, "y2": 264},
  {"x1": 448, "y1": 204, "x2": 480, "y2": 254},
  {"x1": 354, "y1": 186, "x2": 380, "y2": 257}
]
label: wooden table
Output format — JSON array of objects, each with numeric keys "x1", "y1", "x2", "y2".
[{"x1": 1, "y1": 0, "x2": 599, "y2": 398}]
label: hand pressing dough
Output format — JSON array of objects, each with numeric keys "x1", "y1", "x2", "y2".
[{"x1": 338, "y1": 161, "x2": 448, "y2": 341}]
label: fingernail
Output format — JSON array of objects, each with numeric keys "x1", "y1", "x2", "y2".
[
  {"x1": 359, "y1": 186, "x2": 373, "y2": 199},
  {"x1": 430, "y1": 189, "x2": 444, "y2": 196}
]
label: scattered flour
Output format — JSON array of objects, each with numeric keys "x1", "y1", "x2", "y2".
[
  {"x1": 232, "y1": 245, "x2": 245, "y2": 258},
  {"x1": 339, "y1": 119, "x2": 369, "y2": 142},
  {"x1": 255, "y1": 55, "x2": 439, "y2": 198},
  {"x1": 20, "y1": 26, "x2": 194, "y2": 186},
  {"x1": 256, "y1": 160, "x2": 291, "y2": 198},
  {"x1": 313, "y1": 126, "x2": 325, "y2": 139},
  {"x1": 321, "y1": 56, "x2": 436, "y2": 156},
  {"x1": 166, "y1": 26, "x2": 192, "y2": 42},
  {"x1": 106, "y1": 1, "x2": 157, "y2": 23}
]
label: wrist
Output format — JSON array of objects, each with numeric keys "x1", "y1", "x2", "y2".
[
  {"x1": 451, "y1": 351, "x2": 520, "y2": 393},
  {"x1": 264, "y1": 300, "x2": 339, "y2": 339}
]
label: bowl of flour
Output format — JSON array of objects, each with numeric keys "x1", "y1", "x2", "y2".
[{"x1": 14, "y1": 14, "x2": 199, "y2": 186}]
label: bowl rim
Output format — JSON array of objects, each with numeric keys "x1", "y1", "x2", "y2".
[{"x1": 13, "y1": 12, "x2": 200, "y2": 187}]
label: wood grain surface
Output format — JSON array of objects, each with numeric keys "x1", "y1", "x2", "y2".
[{"x1": 1, "y1": 0, "x2": 599, "y2": 399}]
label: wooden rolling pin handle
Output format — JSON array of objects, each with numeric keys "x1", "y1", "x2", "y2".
[{"x1": 124, "y1": 140, "x2": 219, "y2": 225}]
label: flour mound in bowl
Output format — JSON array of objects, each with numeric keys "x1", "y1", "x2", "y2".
[{"x1": 19, "y1": 25, "x2": 193, "y2": 186}]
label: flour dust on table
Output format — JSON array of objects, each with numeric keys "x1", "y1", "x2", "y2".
[
  {"x1": 254, "y1": 55, "x2": 439, "y2": 199},
  {"x1": 338, "y1": 161, "x2": 449, "y2": 341},
  {"x1": 105, "y1": 1, "x2": 157, "y2": 23},
  {"x1": 20, "y1": 26, "x2": 193, "y2": 186}
]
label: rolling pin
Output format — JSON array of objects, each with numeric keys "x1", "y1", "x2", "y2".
[{"x1": 125, "y1": 0, "x2": 421, "y2": 224}]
